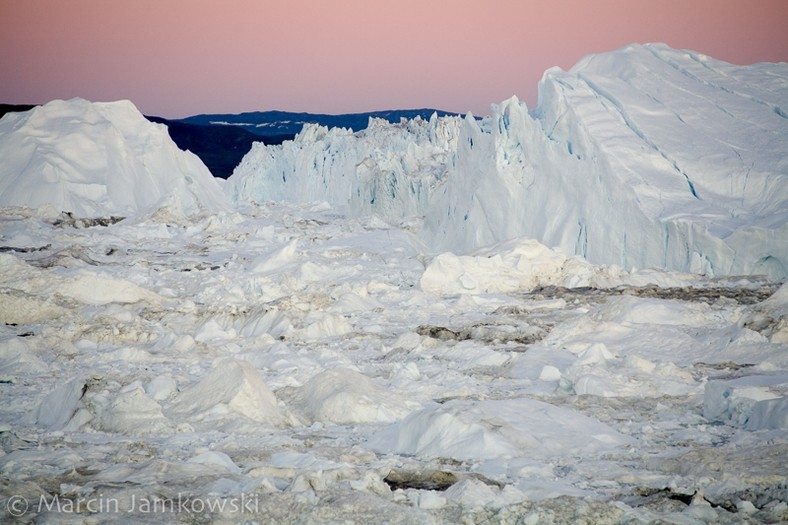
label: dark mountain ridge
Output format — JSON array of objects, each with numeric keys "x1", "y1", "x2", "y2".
[
  {"x1": 145, "y1": 116, "x2": 287, "y2": 179},
  {"x1": 177, "y1": 108, "x2": 460, "y2": 137},
  {"x1": 0, "y1": 103, "x2": 37, "y2": 116}
]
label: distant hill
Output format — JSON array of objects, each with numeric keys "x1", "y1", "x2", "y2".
[
  {"x1": 177, "y1": 109, "x2": 459, "y2": 138},
  {"x1": 0, "y1": 104, "x2": 37, "y2": 118},
  {"x1": 146, "y1": 116, "x2": 289, "y2": 179}
]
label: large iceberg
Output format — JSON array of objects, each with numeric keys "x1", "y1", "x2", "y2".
[
  {"x1": 0, "y1": 98, "x2": 231, "y2": 217},
  {"x1": 228, "y1": 114, "x2": 461, "y2": 223},
  {"x1": 228, "y1": 44, "x2": 788, "y2": 279},
  {"x1": 426, "y1": 43, "x2": 788, "y2": 279}
]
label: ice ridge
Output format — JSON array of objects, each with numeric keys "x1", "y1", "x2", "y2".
[{"x1": 229, "y1": 43, "x2": 787, "y2": 279}]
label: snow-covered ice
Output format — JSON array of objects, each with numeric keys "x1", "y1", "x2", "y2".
[
  {"x1": 1, "y1": 198, "x2": 785, "y2": 523},
  {"x1": 704, "y1": 374, "x2": 788, "y2": 430},
  {"x1": 1, "y1": 45, "x2": 787, "y2": 523}
]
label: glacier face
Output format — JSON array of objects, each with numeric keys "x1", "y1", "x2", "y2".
[
  {"x1": 0, "y1": 98, "x2": 231, "y2": 217},
  {"x1": 229, "y1": 44, "x2": 788, "y2": 279},
  {"x1": 426, "y1": 44, "x2": 788, "y2": 279},
  {"x1": 228, "y1": 114, "x2": 462, "y2": 223}
]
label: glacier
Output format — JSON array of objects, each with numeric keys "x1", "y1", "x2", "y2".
[
  {"x1": 229, "y1": 43, "x2": 788, "y2": 279},
  {"x1": 0, "y1": 98, "x2": 231, "y2": 218}
]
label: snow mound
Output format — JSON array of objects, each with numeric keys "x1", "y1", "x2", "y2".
[
  {"x1": 758, "y1": 284, "x2": 788, "y2": 342},
  {"x1": 0, "y1": 98, "x2": 231, "y2": 217},
  {"x1": 368, "y1": 398, "x2": 633, "y2": 460},
  {"x1": 420, "y1": 237, "x2": 703, "y2": 295},
  {"x1": 93, "y1": 381, "x2": 175, "y2": 434},
  {"x1": 589, "y1": 294, "x2": 724, "y2": 328},
  {"x1": 187, "y1": 451, "x2": 242, "y2": 474},
  {"x1": 35, "y1": 377, "x2": 86, "y2": 429},
  {"x1": 0, "y1": 337, "x2": 48, "y2": 376},
  {"x1": 170, "y1": 359, "x2": 292, "y2": 428},
  {"x1": 560, "y1": 343, "x2": 698, "y2": 398},
  {"x1": 290, "y1": 368, "x2": 413, "y2": 424},
  {"x1": 762, "y1": 283, "x2": 788, "y2": 311},
  {"x1": 0, "y1": 290, "x2": 66, "y2": 324},
  {"x1": 533, "y1": 294, "x2": 749, "y2": 398},
  {"x1": 227, "y1": 113, "x2": 461, "y2": 222},
  {"x1": 35, "y1": 377, "x2": 177, "y2": 434},
  {"x1": 57, "y1": 269, "x2": 163, "y2": 305},
  {"x1": 249, "y1": 239, "x2": 300, "y2": 274},
  {"x1": 0, "y1": 253, "x2": 161, "y2": 306},
  {"x1": 298, "y1": 313, "x2": 353, "y2": 340},
  {"x1": 420, "y1": 238, "x2": 619, "y2": 294}
]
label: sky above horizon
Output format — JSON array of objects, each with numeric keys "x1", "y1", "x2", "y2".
[{"x1": 2, "y1": 0, "x2": 787, "y2": 119}]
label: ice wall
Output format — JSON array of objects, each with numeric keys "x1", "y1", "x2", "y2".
[
  {"x1": 0, "y1": 98, "x2": 231, "y2": 217},
  {"x1": 425, "y1": 44, "x2": 788, "y2": 278},
  {"x1": 228, "y1": 114, "x2": 461, "y2": 222},
  {"x1": 227, "y1": 44, "x2": 788, "y2": 279}
]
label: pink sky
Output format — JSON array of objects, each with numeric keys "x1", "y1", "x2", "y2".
[{"x1": 2, "y1": 0, "x2": 787, "y2": 118}]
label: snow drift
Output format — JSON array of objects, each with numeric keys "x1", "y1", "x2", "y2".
[
  {"x1": 368, "y1": 398, "x2": 634, "y2": 461},
  {"x1": 0, "y1": 98, "x2": 231, "y2": 217},
  {"x1": 228, "y1": 44, "x2": 788, "y2": 279}
]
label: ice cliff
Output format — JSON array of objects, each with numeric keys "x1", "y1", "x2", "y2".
[
  {"x1": 229, "y1": 44, "x2": 788, "y2": 279},
  {"x1": 426, "y1": 44, "x2": 788, "y2": 279},
  {"x1": 0, "y1": 98, "x2": 231, "y2": 217},
  {"x1": 228, "y1": 114, "x2": 462, "y2": 222}
]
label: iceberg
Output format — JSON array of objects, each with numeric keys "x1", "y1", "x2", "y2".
[
  {"x1": 228, "y1": 113, "x2": 461, "y2": 223},
  {"x1": 228, "y1": 44, "x2": 788, "y2": 279},
  {"x1": 0, "y1": 98, "x2": 231, "y2": 217},
  {"x1": 427, "y1": 43, "x2": 788, "y2": 279}
]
